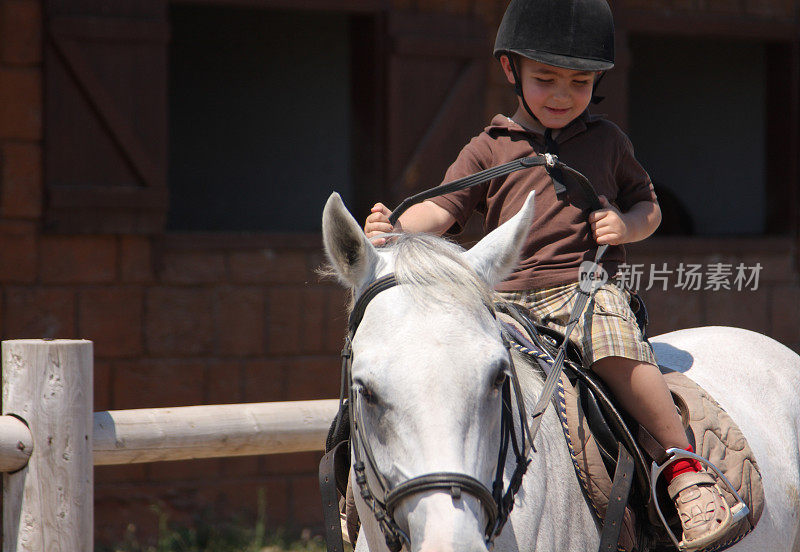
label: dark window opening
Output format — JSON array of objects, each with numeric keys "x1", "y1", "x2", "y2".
[
  {"x1": 168, "y1": 5, "x2": 353, "y2": 232},
  {"x1": 628, "y1": 35, "x2": 780, "y2": 236}
]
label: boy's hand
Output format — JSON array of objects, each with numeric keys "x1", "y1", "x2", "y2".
[
  {"x1": 364, "y1": 203, "x2": 401, "y2": 246},
  {"x1": 589, "y1": 196, "x2": 628, "y2": 245}
]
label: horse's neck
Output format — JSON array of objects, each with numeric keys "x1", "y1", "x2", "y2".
[{"x1": 508, "y1": 358, "x2": 600, "y2": 551}]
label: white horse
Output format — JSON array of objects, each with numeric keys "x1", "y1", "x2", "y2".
[{"x1": 321, "y1": 191, "x2": 800, "y2": 552}]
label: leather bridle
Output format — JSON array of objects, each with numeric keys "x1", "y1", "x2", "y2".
[
  {"x1": 339, "y1": 274, "x2": 535, "y2": 551},
  {"x1": 324, "y1": 152, "x2": 607, "y2": 552}
]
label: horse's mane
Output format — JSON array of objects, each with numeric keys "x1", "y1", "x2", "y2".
[{"x1": 388, "y1": 233, "x2": 496, "y2": 314}]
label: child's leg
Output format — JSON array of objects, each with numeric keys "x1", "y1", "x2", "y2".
[
  {"x1": 590, "y1": 356, "x2": 690, "y2": 450},
  {"x1": 510, "y1": 282, "x2": 731, "y2": 549},
  {"x1": 592, "y1": 356, "x2": 730, "y2": 550}
]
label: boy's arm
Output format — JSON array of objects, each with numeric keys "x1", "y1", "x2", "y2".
[
  {"x1": 589, "y1": 196, "x2": 661, "y2": 245},
  {"x1": 365, "y1": 200, "x2": 456, "y2": 246}
]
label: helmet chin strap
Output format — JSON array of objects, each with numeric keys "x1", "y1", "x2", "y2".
[
  {"x1": 505, "y1": 55, "x2": 567, "y2": 195},
  {"x1": 591, "y1": 71, "x2": 607, "y2": 104},
  {"x1": 507, "y1": 55, "x2": 541, "y2": 124}
]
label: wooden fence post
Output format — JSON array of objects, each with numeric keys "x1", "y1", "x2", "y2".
[{"x1": 2, "y1": 340, "x2": 93, "y2": 552}]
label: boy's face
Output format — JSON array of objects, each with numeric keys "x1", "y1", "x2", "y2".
[{"x1": 501, "y1": 56, "x2": 597, "y2": 129}]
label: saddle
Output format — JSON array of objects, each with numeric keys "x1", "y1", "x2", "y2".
[{"x1": 499, "y1": 303, "x2": 765, "y2": 552}]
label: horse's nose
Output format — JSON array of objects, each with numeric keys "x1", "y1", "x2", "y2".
[
  {"x1": 405, "y1": 492, "x2": 489, "y2": 552},
  {"x1": 415, "y1": 537, "x2": 488, "y2": 552},
  {"x1": 412, "y1": 495, "x2": 488, "y2": 552}
]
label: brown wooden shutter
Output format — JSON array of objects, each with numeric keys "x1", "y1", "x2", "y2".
[
  {"x1": 44, "y1": 1, "x2": 168, "y2": 234},
  {"x1": 384, "y1": 13, "x2": 488, "y2": 207}
]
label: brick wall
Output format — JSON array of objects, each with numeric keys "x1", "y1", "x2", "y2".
[
  {"x1": 2, "y1": 233, "x2": 351, "y2": 542},
  {"x1": 630, "y1": 238, "x2": 800, "y2": 353},
  {"x1": 0, "y1": 0, "x2": 798, "y2": 548},
  {"x1": 85, "y1": 237, "x2": 349, "y2": 544},
  {"x1": 0, "y1": 0, "x2": 41, "y2": 294},
  {"x1": 1, "y1": 232, "x2": 350, "y2": 542}
]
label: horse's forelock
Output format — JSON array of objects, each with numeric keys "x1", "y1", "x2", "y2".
[{"x1": 328, "y1": 233, "x2": 497, "y2": 320}]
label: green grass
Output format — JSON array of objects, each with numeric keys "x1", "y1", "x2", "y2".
[
  {"x1": 104, "y1": 521, "x2": 326, "y2": 552},
  {"x1": 99, "y1": 490, "x2": 328, "y2": 552}
]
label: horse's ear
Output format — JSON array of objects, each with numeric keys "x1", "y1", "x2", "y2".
[
  {"x1": 322, "y1": 192, "x2": 382, "y2": 287},
  {"x1": 463, "y1": 191, "x2": 535, "y2": 287}
]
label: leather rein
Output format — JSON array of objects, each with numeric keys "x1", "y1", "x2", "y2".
[
  {"x1": 341, "y1": 274, "x2": 535, "y2": 552},
  {"x1": 322, "y1": 152, "x2": 608, "y2": 552}
]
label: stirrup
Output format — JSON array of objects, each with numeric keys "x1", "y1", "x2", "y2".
[{"x1": 650, "y1": 448, "x2": 749, "y2": 551}]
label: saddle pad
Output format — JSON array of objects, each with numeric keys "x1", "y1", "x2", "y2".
[
  {"x1": 661, "y1": 369, "x2": 764, "y2": 551},
  {"x1": 553, "y1": 363, "x2": 765, "y2": 552}
]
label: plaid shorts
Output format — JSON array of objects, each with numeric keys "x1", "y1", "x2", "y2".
[{"x1": 499, "y1": 281, "x2": 657, "y2": 367}]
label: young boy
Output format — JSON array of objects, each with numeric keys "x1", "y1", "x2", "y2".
[{"x1": 364, "y1": 0, "x2": 731, "y2": 549}]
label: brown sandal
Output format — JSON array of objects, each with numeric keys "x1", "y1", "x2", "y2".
[{"x1": 668, "y1": 471, "x2": 732, "y2": 551}]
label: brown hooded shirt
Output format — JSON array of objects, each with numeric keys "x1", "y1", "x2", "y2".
[{"x1": 429, "y1": 112, "x2": 658, "y2": 291}]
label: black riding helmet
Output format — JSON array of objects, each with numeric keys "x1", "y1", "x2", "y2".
[{"x1": 494, "y1": 0, "x2": 615, "y2": 120}]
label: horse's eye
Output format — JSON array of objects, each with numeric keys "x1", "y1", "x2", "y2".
[
  {"x1": 358, "y1": 385, "x2": 376, "y2": 405},
  {"x1": 492, "y1": 369, "x2": 508, "y2": 390}
]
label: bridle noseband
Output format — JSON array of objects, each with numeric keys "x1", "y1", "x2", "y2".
[{"x1": 339, "y1": 274, "x2": 534, "y2": 552}]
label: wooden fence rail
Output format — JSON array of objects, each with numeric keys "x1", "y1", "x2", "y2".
[{"x1": 0, "y1": 339, "x2": 339, "y2": 552}]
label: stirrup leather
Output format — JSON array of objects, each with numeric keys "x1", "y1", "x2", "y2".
[{"x1": 650, "y1": 448, "x2": 749, "y2": 550}]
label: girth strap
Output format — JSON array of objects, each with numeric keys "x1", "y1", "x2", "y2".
[{"x1": 598, "y1": 445, "x2": 636, "y2": 552}]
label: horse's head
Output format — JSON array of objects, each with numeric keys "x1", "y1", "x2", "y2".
[{"x1": 322, "y1": 192, "x2": 535, "y2": 552}]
